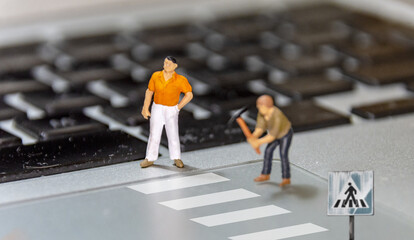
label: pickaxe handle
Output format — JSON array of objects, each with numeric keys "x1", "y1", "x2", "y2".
[{"x1": 236, "y1": 117, "x2": 261, "y2": 154}]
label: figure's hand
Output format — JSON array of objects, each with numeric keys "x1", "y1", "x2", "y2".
[
  {"x1": 247, "y1": 137, "x2": 260, "y2": 150},
  {"x1": 141, "y1": 108, "x2": 151, "y2": 120}
]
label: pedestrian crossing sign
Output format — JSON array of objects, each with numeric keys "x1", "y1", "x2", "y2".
[{"x1": 328, "y1": 171, "x2": 374, "y2": 216}]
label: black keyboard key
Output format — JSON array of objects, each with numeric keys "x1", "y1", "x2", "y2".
[
  {"x1": 140, "y1": 33, "x2": 192, "y2": 54},
  {"x1": 218, "y1": 44, "x2": 270, "y2": 64},
  {"x1": 103, "y1": 105, "x2": 146, "y2": 126},
  {"x1": 267, "y1": 74, "x2": 353, "y2": 100},
  {"x1": 136, "y1": 24, "x2": 205, "y2": 55},
  {"x1": 59, "y1": 67, "x2": 129, "y2": 88},
  {"x1": 195, "y1": 94, "x2": 257, "y2": 116},
  {"x1": 288, "y1": 29, "x2": 351, "y2": 49},
  {"x1": 390, "y1": 24, "x2": 414, "y2": 46},
  {"x1": 338, "y1": 42, "x2": 414, "y2": 65},
  {"x1": 0, "y1": 43, "x2": 46, "y2": 75},
  {"x1": 344, "y1": 13, "x2": 393, "y2": 42},
  {"x1": 104, "y1": 79, "x2": 146, "y2": 104},
  {"x1": 351, "y1": 98, "x2": 414, "y2": 119},
  {"x1": 277, "y1": 18, "x2": 351, "y2": 49},
  {"x1": 62, "y1": 42, "x2": 126, "y2": 61},
  {"x1": 190, "y1": 82, "x2": 259, "y2": 115},
  {"x1": 0, "y1": 100, "x2": 25, "y2": 120},
  {"x1": 62, "y1": 33, "x2": 120, "y2": 46},
  {"x1": 0, "y1": 42, "x2": 41, "y2": 55},
  {"x1": 0, "y1": 78, "x2": 49, "y2": 96},
  {"x1": 208, "y1": 14, "x2": 276, "y2": 42},
  {"x1": 180, "y1": 117, "x2": 252, "y2": 152},
  {"x1": 0, "y1": 130, "x2": 147, "y2": 183},
  {"x1": 22, "y1": 91, "x2": 108, "y2": 116},
  {"x1": 0, "y1": 54, "x2": 45, "y2": 76},
  {"x1": 284, "y1": 4, "x2": 351, "y2": 25},
  {"x1": 15, "y1": 113, "x2": 107, "y2": 140},
  {"x1": 55, "y1": 33, "x2": 131, "y2": 70},
  {"x1": 281, "y1": 101, "x2": 350, "y2": 132},
  {"x1": 196, "y1": 44, "x2": 270, "y2": 71},
  {"x1": 265, "y1": 51, "x2": 340, "y2": 75},
  {"x1": 407, "y1": 81, "x2": 414, "y2": 92},
  {"x1": 188, "y1": 68, "x2": 267, "y2": 88},
  {"x1": 344, "y1": 60, "x2": 414, "y2": 85},
  {"x1": 0, "y1": 129, "x2": 21, "y2": 148}
]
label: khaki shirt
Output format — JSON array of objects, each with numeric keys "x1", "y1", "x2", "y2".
[{"x1": 256, "y1": 106, "x2": 292, "y2": 139}]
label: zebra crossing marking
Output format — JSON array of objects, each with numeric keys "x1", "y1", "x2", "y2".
[
  {"x1": 159, "y1": 188, "x2": 260, "y2": 210},
  {"x1": 190, "y1": 205, "x2": 290, "y2": 227},
  {"x1": 228, "y1": 223, "x2": 328, "y2": 240},
  {"x1": 126, "y1": 172, "x2": 329, "y2": 239},
  {"x1": 128, "y1": 173, "x2": 229, "y2": 194}
]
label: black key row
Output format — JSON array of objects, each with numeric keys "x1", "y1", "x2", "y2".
[
  {"x1": 15, "y1": 113, "x2": 107, "y2": 141},
  {"x1": 352, "y1": 98, "x2": 414, "y2": 119},
  {"x1": 0, "y1": 130, "x2": 147, "y2": 183}
]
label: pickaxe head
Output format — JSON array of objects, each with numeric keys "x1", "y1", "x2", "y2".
[{"x1": 227, "y1": 105, "x2": 250, "y2": 126}]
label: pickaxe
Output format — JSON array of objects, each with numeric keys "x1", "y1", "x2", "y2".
[{"x1": 228, "y1": 105, "x2": 261, "y2": 154}]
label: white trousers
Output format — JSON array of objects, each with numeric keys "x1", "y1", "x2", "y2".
[{"x1": 145, "y1": 103, "x2": 181, "y2": 161}]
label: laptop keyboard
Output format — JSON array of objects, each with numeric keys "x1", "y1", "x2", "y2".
[{"x1": 1, "y1": 3, "x2": 414, "y2": 183}]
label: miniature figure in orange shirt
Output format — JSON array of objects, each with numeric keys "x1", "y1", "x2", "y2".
[{"x1": 140, "y1": 56, "x2": 193, "y2": 168}]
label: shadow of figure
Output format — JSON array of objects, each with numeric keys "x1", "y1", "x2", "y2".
[
  {"x1": 257, "y1": 182, "x2": 319, "y2": 200},
  {"x1": 150, "y1": 163, "x2": 199, "y2": 172}
]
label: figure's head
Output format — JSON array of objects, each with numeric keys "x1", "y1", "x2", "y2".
[
  {"x1": 256, "y1": 95, "x2": 274, "y2": 115},
  {"x1": 163, "y1": 56, "x2": 178, "y2": 72}
]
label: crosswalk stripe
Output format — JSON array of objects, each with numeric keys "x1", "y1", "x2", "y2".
[
  {"x1": 333, "y1": 199, "x2": 368, "y2": 208},
  {"x1": 228, "y1": 223, "x2": 328, "y2": 240},
  {"x1": 190, "y1": 205, "x2": 291, "y2": 227},
  {"x1": 159, "y1": 188, "x2": 260, "y2": 210},
  {"x1": 128, "y1": 173, "x2": 229, "y2": 194}
]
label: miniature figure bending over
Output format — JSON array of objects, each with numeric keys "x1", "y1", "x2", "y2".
[
  {"x1": 248, "y1": 95, "x2": 293, "y2": 187},
  {"x1": 140, "y1": 56, "x2": 193, "y2": 168}
]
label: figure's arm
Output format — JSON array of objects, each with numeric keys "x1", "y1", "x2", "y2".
[
  {"x1": 248, "y1": 127, "x2": 273, "y2": 149},
  {"x1": 257, "y1": 133, "x2": 276, "y2": 145},
  {"x1": 177, "y1": 92, "x2": 193, "y2": 110},
  {"x1": 141, "y1": 89, "x2": 154, "y2": 119},
  {"x1": 258, "y1": 115, "x2": 280, "y2": 144},
  {"x1": 249, "y1": 117, "x2": 279, "y2": 148},
  {"x1": 252, "y1": 128, "x2": 264, "y2": 138}
]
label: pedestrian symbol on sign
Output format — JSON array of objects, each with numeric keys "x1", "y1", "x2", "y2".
[
  {"x1": 332, "y1": 178, "x2": 369, "y2": 209},
  {"x1": 344, "y1": 183, "x2": 357, "y2": 207}
]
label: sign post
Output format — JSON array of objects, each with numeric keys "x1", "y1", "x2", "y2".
[
  {"x1": 328, "y1": 171, "x2": 374, "y2": 240},
  {"x1": 350, "y1": 215, "x2": 354, "y2": 240}
]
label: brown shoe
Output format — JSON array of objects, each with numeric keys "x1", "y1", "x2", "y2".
[
  {"x1": 254, "y1": 174, "x2": 270, "y2": 182},
  {"x1": 140, "y1": 159, "x2": 154, "y2": 168},
  {"x1": 279, "y1": 178, "x2": 291, "y2": 187},
  {"x1": 174, "y1": 159, "x2": 184, "y2": 168}
]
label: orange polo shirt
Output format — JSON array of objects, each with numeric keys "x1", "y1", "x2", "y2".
[{"x1": 148, "y1": 71, "x2": 192, "y2": 106}]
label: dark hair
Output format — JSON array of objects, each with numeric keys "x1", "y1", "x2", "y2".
[{"x1": 165, "y1": 56, "x2": 177, "y2": 64}]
